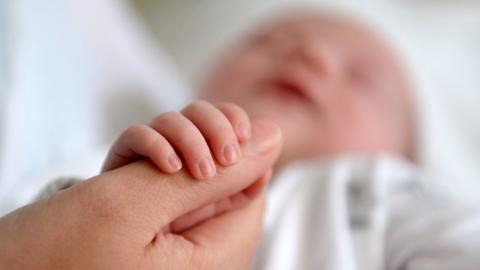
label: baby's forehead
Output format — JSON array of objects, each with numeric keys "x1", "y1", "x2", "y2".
[{"x1": 253, "y1": 13, "x2": 386, "y2": 50}]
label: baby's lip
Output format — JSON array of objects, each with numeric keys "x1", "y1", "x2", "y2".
[
  {"x1": 268, "y1": 67, "x2": 319, "y2": 104},
  {"x1": 267, "y1": 79, "x2": 307, "y2": 100}
]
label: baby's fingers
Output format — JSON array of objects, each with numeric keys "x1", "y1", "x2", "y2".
[
  {"x1": 182, "y1": 101, "x2": 241, "y2": 166},
  {"x1": 150, "y1": 112, "x2": 216, "y2": 180},
  {"x1": 215, "y1": 102, "x2": 251, "y2": 142},
  {"x1": 101, "y1": 125, "x2": 182, "y2": 173}
]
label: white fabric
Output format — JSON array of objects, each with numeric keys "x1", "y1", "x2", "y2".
[
  {"x1": 252, "y1": 156, "x2": 480, "y2": 270},
  {"x1": 0, "y1": 0, "x2": 190, "y2": 215}
]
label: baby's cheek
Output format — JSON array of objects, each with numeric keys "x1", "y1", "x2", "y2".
[
  {"x1": 350, "y1": 112, "x2": 396, "y2": 152},
  {"x1": 321, "y1": 106, "x2": 379, "y2": 152}
]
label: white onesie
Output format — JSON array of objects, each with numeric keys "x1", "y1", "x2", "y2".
[{"x1": 252, "y1": 155, "x2": 480, "y2": 270}]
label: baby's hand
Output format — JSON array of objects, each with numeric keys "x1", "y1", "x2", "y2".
[{"x1": 102, "y1": 101, "x2": 251, "y2": 180}]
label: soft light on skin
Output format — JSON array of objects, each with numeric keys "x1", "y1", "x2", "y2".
[{"x1": 199, "y1": 11, "x2": 415, "y2": 168}]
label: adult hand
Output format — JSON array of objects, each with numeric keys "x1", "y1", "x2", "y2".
[{"x1": 0, "y1": 121, "x2": 282, "y2": 270}]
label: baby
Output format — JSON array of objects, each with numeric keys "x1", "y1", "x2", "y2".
[
  {"x1": 104, "y1": 10, "x2": 414, "y2": 173},
  {"x1": 102, "y1": 10, "x2": 480, "y2": 270}
]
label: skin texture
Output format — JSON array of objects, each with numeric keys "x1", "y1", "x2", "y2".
[
  {"x1": 102, "y1": 101, "x2": 260, "y2": 232},
  {"x1": 0, "y1": 120, "x2": 282, "y2": 270},
  {"x1": 200, "y1": 11, "x2": 414, "y2": 168}
]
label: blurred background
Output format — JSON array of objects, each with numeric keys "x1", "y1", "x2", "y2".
[{"x1": 1, "y1": 0, "x2": 479, "y2": 215}]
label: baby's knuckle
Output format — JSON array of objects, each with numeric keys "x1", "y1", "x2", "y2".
[
  {"x1": 212, "y1": 116, "x2": 236, "y2": 133},
  {"x1": 211, "y1": 125, "x2": 233, "y2": 140},
  {"x1": 188, "y1": 100, "x2": 211, "y2": 110},
  {"x1": 124, "y1": 125, "x2": 146, "y2": 139},
  {"x1": 177, "y1": 129, "x2": 204, "y2": 148},
  {"x1": 161, "y1": 111, "x2": 182, "y2": 120},
  {"x1": 149, "y1": 136, "x2": 168, "y2": 153},
  {"x1": 182, "y1": 100, "x2": 211, "y2": 115},
  {"x1": 232, "y1": 105, "x2": 249, "y2": 119},
  {"x1": 221, "y1": 101, "x2": 239, "y2": 110},
  {"x1": 218, "y1": 101, "x2": 240, "y2": 110},
  {"x1": 152, "y1": 111, "x2": 182, "y2": 126},
  {"x1": 218, "y1": 102, "x2": 249, "y2": 119}
]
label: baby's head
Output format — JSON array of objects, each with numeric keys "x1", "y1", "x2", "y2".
[{"x1": 200, "y1": 11, "x2": 415, "y2": 167}]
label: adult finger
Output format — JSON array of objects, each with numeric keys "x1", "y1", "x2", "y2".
[
  {"x1": 182, "y1": 196, "x2": 267, "y2": 270},
  {"x1": 169, "y1": 168, "x2": 272, "y2": 233}
]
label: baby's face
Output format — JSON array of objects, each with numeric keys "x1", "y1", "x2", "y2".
[{"x1": 201, "y1": 13, "x2": 412, "y2": 165}]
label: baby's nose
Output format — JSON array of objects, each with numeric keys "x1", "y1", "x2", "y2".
[{"x1": 289, "y1": 38, "x2": 339, "y2": 79}]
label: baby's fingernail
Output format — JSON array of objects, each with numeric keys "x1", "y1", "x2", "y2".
[
  {"x1": 238, "y1": 122, "x2": 251, "y2": 139},
  {"x1": 223, "y1": 143, "x2": 238, "y2": 164},
  {"x1": 168, "y1": 154, "x2": 182, "y2": 171},
  {"x1": 198, "y1": 158, "x2": 215, "y2": 179}
]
